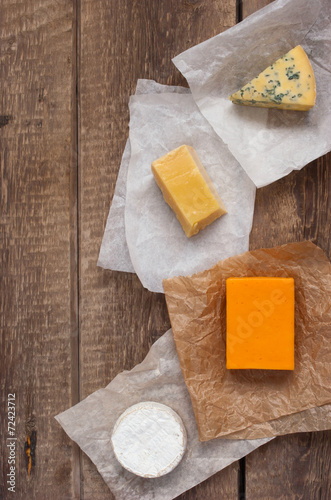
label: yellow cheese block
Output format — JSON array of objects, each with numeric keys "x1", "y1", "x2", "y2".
[
  {"x1": 226, "y1": 277, "x2": 295, "y2": 370},
  {"x1": 151, "y1": 145, "x2": 227, "y2": 237},
  {"x1": 229, "y1": 46, "x2": 316, "y2": 111}
]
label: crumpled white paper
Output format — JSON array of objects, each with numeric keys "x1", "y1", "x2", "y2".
[
  {"x1": 98, "y1": 140, "x2": 135, "y2": 273},
  {"x1": 56, "y1": 329, "x2": 271, "y2": 500},
  {"x1": 97, "y1": 80, "x2": 190, "y2": 273},
  {"x1": 126, "y1": 86, "x2": 256, "y2": 292},
  {"x1": 98, "y1": 80, "x2": 256, "y2": 292},
  {"x1": 173, "y1": 0, "x2": 331, "y2": 188}
]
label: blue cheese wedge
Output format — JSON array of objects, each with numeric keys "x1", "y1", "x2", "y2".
[
  {"x1": 229, "y1": 46, "x2": 316, "y2": 111},
  {"x1": 111, "y1": 402, "x2": 187, "y2": 478}
]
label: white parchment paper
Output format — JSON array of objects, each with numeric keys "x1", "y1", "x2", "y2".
[
  {"x1": 56, "y1": 330, "x2": 271, "y2": 500},
  {"x1": 98, "y1": 140, "x2": 135, "y2": 273},
  {"x1": 97, "y1": 80, "x2": 190, "y2": 273},
  {"x1": 125, "y1": 86, "x2": 256, "y2": 292},
  {"x1": 56, "y1": 327, "x2": 331, "y2": 499},
  {"x1": 173, "y1": 0, "x2": 331, "y2": 187}
]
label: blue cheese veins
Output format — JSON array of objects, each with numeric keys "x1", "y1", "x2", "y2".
[{"x1": 229, "y1": 46, "x2": 316, "y2": 111}]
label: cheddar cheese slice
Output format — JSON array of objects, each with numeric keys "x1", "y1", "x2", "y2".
[
  {"x1": 226, "y1": 277, "x2": 295, "y2": 370},
  {"x1": 152, "y1": 145, "x2": 227, "y2": 237},
  {"x1": 229, "y1": 46, "x2": 316, "y2": 111}
]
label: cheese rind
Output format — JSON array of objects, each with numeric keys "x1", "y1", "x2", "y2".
[
  {"x1": 229, "y1": 46, "x2": 316, "y2": 111},
  {"x1": 111, "y1": 402, "x2": 187, "y2": 478},
  {"x1": 152, "y1": 145, "x2": 227, "y2": 237},
  {"x1": 226, "y1": 277, "x2": 295, "y2": 370}
]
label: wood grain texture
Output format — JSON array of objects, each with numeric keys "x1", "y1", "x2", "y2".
[
  {"x1": 2, "y1": 0, "x2": 329, "y2": 498},
  {"x1": 241, "y1": 0, "x2": 273, "y2": 19},
  {"x1": 0, "y1": 0, "x2": 79, "y2": 498},
  {"x1": 246, "y1": 432, "x2": 331, "y2": 500},
  {"x1": 242, "y1": 0, "x2": 331, "y2": 498},
  {"x1": 78, "y1": 0, "x2": 239, "y2": 498}
]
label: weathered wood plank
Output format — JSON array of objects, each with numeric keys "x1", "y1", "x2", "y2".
[
  {"x1": 241, "y1": 0, "x2": 273, "y2": 18},
  {"x1": 242, "y1": 0, "x2": 331, "y2": 498},
  {"x1": 246, "y1": 431, "x2": 331, "y2": 499},
  {"x1": 247, "y1": 161, "x2": 331, "y2": 500},
  {"x1": 0, "y1": 0, "x2": 79, "y2": 498},
  {"x1": 78, "y1": 0, "x2": 239, "y2": 498}
]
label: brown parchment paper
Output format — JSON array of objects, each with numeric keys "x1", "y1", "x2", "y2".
[{"x1": 163, "y1": 241, "x2": 331, "y2": 441}]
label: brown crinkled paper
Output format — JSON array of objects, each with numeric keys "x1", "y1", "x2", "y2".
[{"x1": 163, "y1": 241, "x2": 331, "y2": 441}]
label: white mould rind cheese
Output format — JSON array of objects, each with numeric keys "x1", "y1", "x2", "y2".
[{"x1": 111, "y1": 401, "x2": 187, "y2": 478}]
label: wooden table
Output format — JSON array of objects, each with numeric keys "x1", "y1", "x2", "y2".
[{"x1": 1, "y1": 0, "x2": 330, "y2": 498}]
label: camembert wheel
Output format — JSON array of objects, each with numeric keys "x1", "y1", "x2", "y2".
[{"x1": 111, "y1": 401, "x2": 187, "y2": 478}]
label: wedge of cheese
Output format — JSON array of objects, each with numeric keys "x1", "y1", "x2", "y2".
[
  {"x1": 152, "y1": 145, "x2": 227, "y2": 237},
  {"x1": 229, "y1": 46, "x2": 316, "y2": 111},
  {"x1": 226, "y1": 277, "x2": 295, "y2": 370}
]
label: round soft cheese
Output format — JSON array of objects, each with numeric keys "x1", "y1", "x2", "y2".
[{"x1": 111, "y1": 401, "x2": 187, "y2": 478}]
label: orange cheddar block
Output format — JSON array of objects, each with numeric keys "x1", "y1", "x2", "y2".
[
  {"x1": 226, "y1": 277, "x2": 295, "y2": 370},
  {"x1": 152, "y1": 145, "x2": 227, "y2": 237}
]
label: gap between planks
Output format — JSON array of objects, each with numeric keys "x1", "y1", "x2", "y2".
[
  {"x1": 70, "y1": 0, "x2": 82, "y2": 498},
  {"x1": 236, "y1": 1, "x2": 246, "y2": 499}
]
